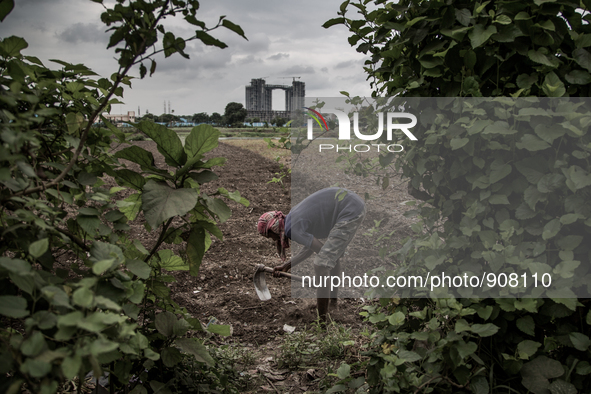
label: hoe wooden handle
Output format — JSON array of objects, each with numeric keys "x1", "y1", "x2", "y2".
[{"x1": 259, "y1": 266, "x2": 303, "y2": 282}]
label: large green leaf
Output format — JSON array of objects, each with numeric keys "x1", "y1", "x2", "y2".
[
  {"x1": 471, "y1": 323, "x2": 499, "y2": 337},
  {"x1": 542, "y1": 219, "x2": 561, "y2": 240},
  {"x1": 114, "y1": 169, "x2": 146, "y2": 190},
  {"x1": 126, "y1": 260, "x2": 151, "y2": 279},
  {"x1": 521, "y1": 356, "x2": 564, "y2": 394},
  {"x1": 548, "y1": 380, "x2": 577, "y2": 394},
  {"x1": 136, "y1": 121, "x2": 187, "y2": 167},
  {"x1": 117, "y1": 193, "x2": 142, "y2": 221},
  {"x1": 141, "y1": 180, "x2": 198, "y2": 229},
  {"x1": 492, "y1": 25, "x2": 524, "y2": 43},
  {"x1": 221, "y1": 19, "x2": 247, "y2": 39},
  {"x1": 569, "y1": 332, "x2": 591, "y2": 351},
  {"x1": 156, "y1": 249, "x2": 188, "y2": 271},
  {"x1": 173, "y1": 318, "x2": 191, "y2": 337},
  {"x1": 0, "y1": 35, "x2": 27, "y2": 57},
  {"x1": 90, "y1": 338, "x2": 119, "y2": 356},
  {"x1": 77, "y1": 215, "x2": 100, "y2": 235},
  {"x1": 455, "y1": 8, "x2": 471, "y2": 26},
  {"x1": 565, "y1": 70, "x2": 591, "y2": 85},
  {"x1": 542, "y1": 72, "x2": 565, "y2": 97},
  {"x1": 29, "y1": 238, "x2": 48, "y2": 258},
  {"x1": 90, "y1": 242, "x2": 125, "y2": 266},
  {"x1": 0, "y1": 295, "x2": 29, "y2": 318},
  {"x1": 516, "y1": 134, "x2": 551, "y2": 151},
  {"x1": 202, "y1": 195, "x2": 231, "y2": 223},
  {"x1": 42, "y1": 286, "x2": 72, "y2": 309},
  {"x1": 72, "y1": 287, "x2": 94, "y2": 308},
  {"x1": 175, "y1": 338, "x2": 214, "y2": 366},
  {"x1": 187, "y1": 225, "x2": 206, "y2": 276},
  {"x1": 161, "y1": 347, "x2": 183, "y2": 368},
  {"x1": 517, "y1": 74, "x2": 538, "y2": 89},
  {"x1": 456, "y1": 341, "x2": 477, "y2": 359},
  {"x1": 184, "y1": 124, "x2": 220, "y2": 158},
  {"x1": 61, "y1": 355, "x2": 82, "y2": 380},
  {"x1": 567, "y1": 166, "x2": 591, "y2": 190},
  {"x1": 21, "y1": 359, "x2": 51, "y2": 379},
  {"x1": 155, "y1": 311, "x2": 176, "y2": 337},
  {"x1": 517, "y1": 340, "x2": 541, "y2": 359},
  {"x1": 528, "y1": 49, "x2": 558, "y2": 68},
  {"x1": 21, "y1": 331, "x2": 46, "y2": 357},
  {"x1": 489, "y1": 162, "x2": 512, "y2": 184},
  {"x1": 177, "y1": 125, "x2": 221, "y2": 178},
  {"x1": 517, "y1": 316, "x2": 536, "y2": 336},
  {"x1": 195, "y1": 31, "x2": 228, "y2": 48},
  {"x1": 0, "y1": 257, "x2": 31, "y2": 275},
  {"x1": 573, "y1": 48, "x2": 591, "y2": 72},
  {"x1": 322, "y1": 17, "x2": 346, "y2": 29},
  {"x1": 469, "y1": 24, "x2": 497, "y2": 48},
  {"x1": 450, "y1": 138, "x2": 469, "y2": 150},
  {"x1": 114, "y1": 146, "x2": 156, "y2": 169},
  {"x1": 0, "y1": 0, "x2": 14, "y2": 23},
  {"x1": 534, "y1": 124, "x2": 565, "y2": 144}
]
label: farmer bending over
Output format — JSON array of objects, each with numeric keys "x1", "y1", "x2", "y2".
[{"x1": 257, "y1": 187, "x2": 366, "y2": 322}]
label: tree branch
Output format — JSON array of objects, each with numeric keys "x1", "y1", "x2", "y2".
[
  {"x1": 55, "y1": 227, "x2": 90, "y2": 252},
  {"x1": 4, "y1": 0, "x2": 173, "y2": 202},
  {"x1": 144, "y1": 217, "x2": 175, "y2": 263}
]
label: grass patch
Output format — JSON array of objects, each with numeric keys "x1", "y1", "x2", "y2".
[
  {"x1": 274, "y1": 321, "x2": 372, "y2": 393},
  {"x1": 222, "y1": 139, "x2": 291, "y2": 163},
  {"x1": 170, "y1": 127, "x2": 286, "y2": 139},
  {"x1": 276, "y1": 321, "x2": 360, "y2": 369}
]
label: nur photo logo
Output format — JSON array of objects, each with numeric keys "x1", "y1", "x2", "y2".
[{"x1": 304, "y1": 107, "x2": 418, "y2": 152}]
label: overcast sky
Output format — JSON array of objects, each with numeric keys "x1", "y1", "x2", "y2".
[{"x1": 1, "y1": 0, "x2": 374, "y2": 116}]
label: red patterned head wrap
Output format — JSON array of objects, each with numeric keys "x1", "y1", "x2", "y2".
[{"x1": 257, "y1": 211, "x2": 290, "y2": 260}]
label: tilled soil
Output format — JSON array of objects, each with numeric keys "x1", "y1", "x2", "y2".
[
  {"x1": 113, "y1": 140, "x2": 416, "y2": 345},
  {"x1": 109, "y1": 139, "x2": 416, "y2": 392}
]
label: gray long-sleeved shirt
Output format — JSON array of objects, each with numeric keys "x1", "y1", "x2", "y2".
[{"x1": 285, "y1": 187, "x2": 365, "y2": 248}]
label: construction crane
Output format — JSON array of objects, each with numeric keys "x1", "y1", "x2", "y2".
[{"x1": 279, "y1": 76, "x2": 301, "y2": 82}]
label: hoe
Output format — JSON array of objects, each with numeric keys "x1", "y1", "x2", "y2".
[{"x1": 253, "y1": 264, "x2": 302, "y2": 301}]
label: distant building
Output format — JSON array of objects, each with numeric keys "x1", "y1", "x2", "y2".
[
  {"x1": 245, "y1": 79, "x2": 305, "y2": 123},
  {"x1": 102, "y1": 111, "x2": 136, "y2": 124}
]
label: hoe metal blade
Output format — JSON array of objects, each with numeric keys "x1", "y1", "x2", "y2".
[
  {"x1": 253, "y1": 264, "x2": 272, "y2": 301},
  {"x1": 253, "y1": 264, "x2": 302, "y2": 301}
]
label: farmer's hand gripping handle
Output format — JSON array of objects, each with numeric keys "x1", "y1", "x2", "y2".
[{"x1": 261, "y1": 266, "x2": 303, "y2": 282}]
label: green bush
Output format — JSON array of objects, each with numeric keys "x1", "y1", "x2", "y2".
[
  {"x1": 324, "y1": 0, "x2": 591, "y2": 392},
  {"x1": 0, "y1": 1, "x2": 247, "y2": 393}
]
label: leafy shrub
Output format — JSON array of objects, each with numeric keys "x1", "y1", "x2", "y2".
[
  {"x1": 324, "y1": 0, "x2": 591, "y2": 392},
  {"x1": 0, "y1": 1, "x2": 247, "y2": 393}
]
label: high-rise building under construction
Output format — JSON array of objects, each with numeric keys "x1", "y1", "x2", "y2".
[{"x1": 245, "y1": 78, "x2": 305, "y2": 122}]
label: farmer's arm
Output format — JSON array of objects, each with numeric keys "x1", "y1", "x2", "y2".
[{"x1": 274, "y1": 237, "x2": 323, "y2": 274}]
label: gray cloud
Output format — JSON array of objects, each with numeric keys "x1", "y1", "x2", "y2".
[
  {"x1": 3, "y1": 0, "x2": 373, "y2": 114},
  {"x1": 234, "y1": 54, "x2": 263, "y2": 65},
  {"x1": 281, "y1": 65, "x2": 315, "y2": 75},
  {"x1": 334, "y1": 60, "x2": 356, "y2": 69},
  {"x1": 267, "y1": 53, "x2": 289, "y2": 61},
  {"x1": 58, "y1": 23, "x2": 107, "y2": 44}
]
